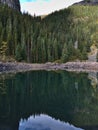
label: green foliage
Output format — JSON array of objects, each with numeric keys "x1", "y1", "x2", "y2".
[
  {"x1": 0, "y1": 41, "x2": 8, "y2": 61},
  {"x1": 15, "y1": 44, "x2": 21, "y2": 61},
  {"x1": 0, "y1": 4, "x2": 98, "y2": 62},
  {"x1": 61, "y1": 44, "x2": 69, "y2": 62},
  {"x1": 97, "y1": 50, "x2": 98, "y2": 62}
]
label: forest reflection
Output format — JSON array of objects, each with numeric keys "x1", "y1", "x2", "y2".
[{"x1": 0, "y1": 71, "x2": 98, "y2": 130}]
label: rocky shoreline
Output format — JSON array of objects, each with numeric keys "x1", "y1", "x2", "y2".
[
  {"x1": 0, "y1": 61, "x2": 98, "y2": 73},
  {"x1": 64, "y1": 62, "x2": 98, "y2": 72}
]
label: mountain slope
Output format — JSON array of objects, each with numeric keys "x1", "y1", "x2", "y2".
[{"x1": 0, "y1": 5, "x2": 98, "y2": 63}]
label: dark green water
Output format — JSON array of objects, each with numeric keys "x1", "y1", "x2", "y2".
[{"x1": 0, "y1": 71, "x2": 98, "y2": 130}]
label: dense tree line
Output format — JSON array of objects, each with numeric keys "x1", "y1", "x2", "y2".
[{"x1": 0, "y1": 4, "x2": 98, "y2": 62}]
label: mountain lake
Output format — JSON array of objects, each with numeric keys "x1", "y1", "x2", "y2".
[{"x1": 0, "y1": 70, "x2": 98, "y2": 130}]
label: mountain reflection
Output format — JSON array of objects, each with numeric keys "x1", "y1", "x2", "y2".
[{"x1": 19, "y1": 114, "x2": 83, "y2": 130}]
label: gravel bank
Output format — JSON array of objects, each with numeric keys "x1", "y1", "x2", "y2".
[
  {"x1": 0, "y1": 62, "x2": 45, "y2": 73},
  {"x1": 64, "y1": 62, "x2": 98, "y2": 72},
  {"x1": 0, "y1": 62, "x2": 66, "y2": 73},
  {"x1": 0, "y1": 62, "x2": 98, "y2": 73}
]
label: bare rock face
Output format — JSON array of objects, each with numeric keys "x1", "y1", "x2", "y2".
[
  {"x1": 88, "y1": 0, "x2": 98, "y2": 3},
  {"x1": 0, "y1": 0, "x2": 20, "y2": 11},
  {"x1": 74, "y1": 0, "x2": 98, "y2": 5},
  {"x1": 90, "y1": 0, "x2": 98, "y2": 2}
]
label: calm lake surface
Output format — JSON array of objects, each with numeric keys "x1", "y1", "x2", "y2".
[{"x1": 0, "y1": 70, "x2": 98, "y2": 130}]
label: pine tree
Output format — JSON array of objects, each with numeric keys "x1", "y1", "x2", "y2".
[
  {"x1": 61, "y1": 44, "x2": 69, "y2": 62},
  {"x1": 0, "y1": 41, "x2": 8, "y2": 61}
]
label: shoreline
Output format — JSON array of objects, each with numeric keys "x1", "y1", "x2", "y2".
[{"x1": 0, "y1": 61, "x2": 98, "y2": 73}]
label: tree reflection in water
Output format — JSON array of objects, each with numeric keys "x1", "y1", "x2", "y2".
[{"x1": 0, "y1": 71, "x2": 97, "y2": 130}]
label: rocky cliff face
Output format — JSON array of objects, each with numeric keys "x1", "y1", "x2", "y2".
[
  {"x1": 90, "y1": 0, "x2": 98, "y2": 2},
  {"x1": 0, "y1": 0, "x2": 20, "y2": 11},
  {"x1": 74, "y1": 0, "x2": 98, "y2": 5}
]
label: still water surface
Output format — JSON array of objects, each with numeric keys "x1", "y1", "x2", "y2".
[{"x1": 0, "y1": 71, "x2": 98, "y2": 130}]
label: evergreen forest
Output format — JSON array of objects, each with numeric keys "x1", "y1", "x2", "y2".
[{"x1": 0, "y1": 4, "x2": 98, "y2": 63}]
